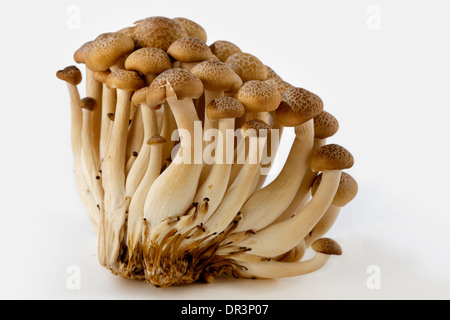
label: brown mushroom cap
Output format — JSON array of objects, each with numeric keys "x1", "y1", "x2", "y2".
[
  {"x1": 173, "y1": 17, "x2": 207, "y2": 43},
  {"x1": 147, "y1": 135, "x2": 167, "y2": 145},
  {"x1": 225, "y1": 52, "x2": 268, "y2": 83},
  {"x1": 117, "y1": 26, "x2": 136, "y2": 39},
  {"x1": 85, "y1": 33, "x2": 135, "y2": 72},
  {"x1": 133, "y1": 16, "x2": 188, "y2": 50},
  {"x1": 74, "y1": 41, "x2": 94, "y2": 64},
  {"x1": 310, "y1": 144, "x2": 354, "y2": 172},
  {"x1": 312, "y1": 172, "x2": 358, "y2": 207},
  {"x1": 147, "y1": 68, "x2": 204, "y2": 108},
  {"x1": 125, "y1": 47, "x2": 172, "y2": 75},
  {"x1": 312, "y1": 238, "x2": 343, "y2": 256},
  {"x1": 276, "y1": 87, "x2": 324, "y2": 127},
  {"x1": 235, "y1": 80, "x2": 282, "y2": 113},
  {"x1": 167, "y1": 37, "x2": 213, "y2": 63},
  {"x1": 190, "y1": 60, "x2": 242, "y2": 92},
  {"x1": 210, "y1": 40, "x2": 242, "y2": 63},
  {"x1": 206, "y1": 97, "x2": 245, "y2": 121},
  {"x1": 93, "y1": 70, "x2": 112, "y2": 84},
  {"x1": 56, "y1": 66, "x2": 82, "y2": 86},
  {"x1": 265, "y1": 78, "x2": 294, "y2": 97},
  {"x1": 106, "y1": 69, "x2": 145, "y2": 91},
  {"x1": 241, "y1": 119, "x2": 271, "y2": 138},
  {"x1": 80, "y1": 97, "x2": 97, "y2": 111},
  {"x1": 131, "y1": 87, "x2": 150, "y2": 106},
  {"x1": 314, "y1": 111, "x2": 340, "y2": 140}
]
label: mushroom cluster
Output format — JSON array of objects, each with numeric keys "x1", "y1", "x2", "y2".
[{"x1": 57, "y1": 16, "x2": 358, "y2": 288}]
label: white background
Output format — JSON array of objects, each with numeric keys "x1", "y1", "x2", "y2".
[{"x1": 1, "y1": 0, "x2": 449, "y2": 300}]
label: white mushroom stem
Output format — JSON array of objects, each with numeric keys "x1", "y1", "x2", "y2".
[
  {"x1": 99, "y1": 83, "x2": 116, "y2": 164},
  {"x1": 125, "y1": 105, "x2": 158, "y2": 198},
  {"x1": 237, "y1": 170, "x2": 342, "y2": 258},
  {"x1": 274, "y1": 138, "x2": 327, "y2": 223},
  {"x1": 85, "y1": 69, "x2": 102, "y2": 166},
  {"x1": 80, "y1": 105, "x2": 104, "y2": 221},
  {"x1": 279, "y1": 240, "x2": 307, "y2": 262},
  {"x1": 160, "y1": 103, "x2": 178, "y2": 164},
  {"x1": 125, "y1": 107, "x2": 144, "y2": 171},
  {"x1": 305, "y1": 205, "x2": 341, "y2": 247},
  {"x1": 203, "y1": 89, "x2": 223, "y2": 131},
  {"x1": 66, "y1": 83, "x2": 98, "y2": 226},
  {"x1": 144, "y1": 86, "x2": 203, "y2": 229},
  {"x1": 103, "y1": 90, "x2": 132, "y2": 212},
  {"x1": 193, "y1": 118, "x2": 234, "y2": 221},
  {"x1": 236, "y1": 251, "x2": 332, "y2": 279},
  {"x1": 254, "y1": 112, "x2": 285, "y2": 190},
  {"x1": 201, "y1": 135, "x2": 267, "y2": 237},
  {"x1": 127, "y1": 140, "x2": 163, "y2": 252},
  {"x1": 236, "y1": 120, "x2": 314, "y2": 232}
]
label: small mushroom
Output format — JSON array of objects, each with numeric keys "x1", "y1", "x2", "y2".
[
  {"x1": 237, "y1": 144, "x2": 354, "y2": 258},
  {"x1": 306, "y1": 172, "x2": 358, "y2": 246},
  {"x1": 236, "y1": 238, "x2": 342, "y2": 279},
  {"x1": 173, "y1": 17, "x2": 207, "y2": 42},
  {"x1": 167, "y1": 37, "x2": 214, "y2": 71}
]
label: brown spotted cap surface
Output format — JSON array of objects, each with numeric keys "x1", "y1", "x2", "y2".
[
  {"x1": 85, "y1": 33, "x2": 135, "y2": 72},
  {"x1": 147, "y1": 68, "x2": 204, "y2": 108},
  {"x1": 167, "y1": 37, "x2": 213, "y2": 63},
  {"x1": 80, "y1": 97, "x2": 97, "y2": 111},
  {"x1": 276, "y1": 87, "x2": 324, "y2": 127},
  {"x1": 173, "y1": 17, "x2": 207, "y2": 42},
  {"x1": 235, "y1": 80, "x2": 282, "y2": 113},
  {"x1": 125, "y1": 47, "x2": 172, "y2": 75},
  {"x1": 226, "y1": 52, "x2": 268, "y2": 83},
  {"x1": 241, "y1": 119, "x2": 271, "y2": 138},
  {"x1": 312, "y1": 172, "x2": 358, "y2": 207},
  {"x1": 190, "y1": 60, "x2": 241, "y2": 92},
  {"x1": 133, "y1": 16, "x2": 188, "y2": 50},
  {"x1": 56, "y1": 66, "x2": 82, "y2": 85},
  {"x1": 310, "y1": 144, "x2": 354, "y2": 172},
  {"x1": 210, "y1": 40, "x2": 242, "y2": 63},
  {"x1": 207, "y1": 97, "x2": 245, "y2": 121},
  {"x1": 74, "y1": 41, "x2": 94, "y2": 64},
  {"x1": 314, "y1": 111, "x2": 339, "y2": 140},
  {"x1": 106, "y1": 70, "x2": 145, "y2": 91},
  {"x1": 312, "y1": 238, "x2": 342, "y2": 256},
  {"x1": 265, "y1": 78, "x2": 294, "y2": 97}
]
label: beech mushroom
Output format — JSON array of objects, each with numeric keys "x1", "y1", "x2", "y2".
[
  {"x1": 236, "y1": 238, "x2": 342, "y2": 279},
  {"x1": 191, "y1": 60, "x2": 242, "y2": 132},
  {"x1": 57, "y1": 67, "x2": 98, "y2": 225},
  {"x1": 102, "y1": 70, "x2": 144, "y2": 266},
  {"x1": 144, "y1": 68, "x2": 204, "y2": 230},
  {"x1": 193, "y1": 97, "x2": 245, "y2": 222},
  {"x1": 93, "y1": 70, "x2": 117, "y2": 163},
  {"x1": 125, "y1": 47, "x2": 172, "y2": 85},
  {"x1": 276, "y1": 110, "x2": 340, "y2": 223},
  {"x1": 59, "y1": 16, "x2": 357, "y2": 287},
  {"x1": 306, "y1": 172, "x2": 358, "y2": 246},
  {"x1": 236, "y1": 144, "x2": 354, "y2": 258},
  {"x1": 167, "y1": 37, "x2": 214, "y2": 71},
  {"x1": 133, "y1": 16, "x2": 188, "y2": 50},
  {"x1": 201, "y1": 120, "x2": 271, "y2": 237}
]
